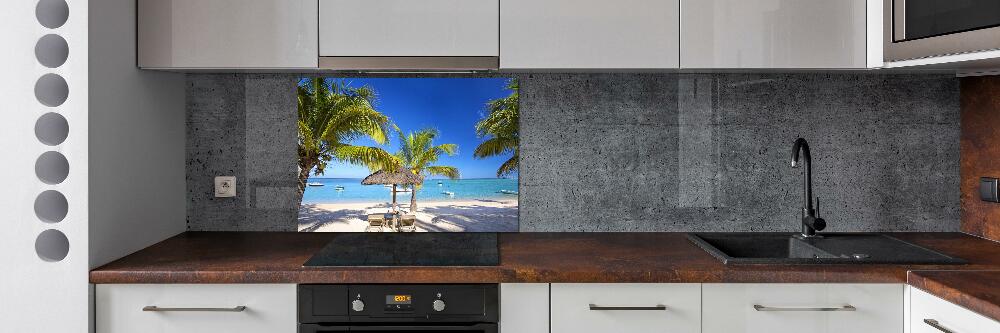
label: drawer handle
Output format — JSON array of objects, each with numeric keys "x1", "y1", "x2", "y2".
[
  {"x1": 923, "y1": 319, "x2": 955, "y2": 333},
  {"x1": 589, "y1": 304, "x2": 667, "y2": 311},
  {"x1": 142, "y1": 306, "x2": 247, "y2": 312},
  {"x1": 753, "y1": 304, "x2": 856, "y2": 312}
]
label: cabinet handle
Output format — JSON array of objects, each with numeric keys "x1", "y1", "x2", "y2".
[
  {"x1": 589, "y1": 304, "x2": 667, "y2": 311},
  {"x1": 923, "y1": 319, "x2": 955, "y2": 333},
  {"x1": 142, "y1": 306, "x2": 247, "y2": 312},
  {"x1": 753, "y1": 304, "x2": 856, "y2": 312}
]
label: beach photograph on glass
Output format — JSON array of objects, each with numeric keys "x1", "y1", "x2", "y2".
[{"x1": 296, "y1": 77, "x2": 518, "y2": 232}]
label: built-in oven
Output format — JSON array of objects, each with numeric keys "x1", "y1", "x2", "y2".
[
  {"x1": 885, "y1": 0, "x2": 1000, "y2": 61},
  {"x1": 298, "y1": 284, "x2": 498, "y2": 333}
]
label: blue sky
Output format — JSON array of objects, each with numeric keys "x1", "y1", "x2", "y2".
[{"x1": 308, "y1": 77, "x2": 516, "y2": 179}]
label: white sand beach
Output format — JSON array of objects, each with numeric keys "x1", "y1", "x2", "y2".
[{"x1": 298, "y1": 199, "x2": 518, "y2": 232}]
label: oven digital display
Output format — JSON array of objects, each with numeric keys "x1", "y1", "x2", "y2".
[{"x1": 386, "y1": 295, "x2": 412, "y2": 305}]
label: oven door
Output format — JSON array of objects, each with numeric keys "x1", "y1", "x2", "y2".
[
  {"x1": 300, "y1": 323, "x2": 498, "y2": 333},
  {"x1": 885, "y1": 0, "x2": 1000, "y2": 61}
]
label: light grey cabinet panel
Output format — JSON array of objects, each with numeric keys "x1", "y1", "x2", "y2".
[
  {"x1": 319, "y1": 0, "x2": 499, "y2": 57},
  {"x1": 501, "y1": 0, "x2": 680, "y2": 69},
  {"x1": 681, "y1": 0, "x2": 868, "y2": 68},
  {"x1": 138, "y1": 0, "x2": 318, "y2": 69}
]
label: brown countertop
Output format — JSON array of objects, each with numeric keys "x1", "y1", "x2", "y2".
[
  {"x1": 908, "y1": 270, "x2": 1000, "y2": 322},
  {"x1": 90, "y1": 232, "x2": 1000, "y2": 320},
  {"x1": 91, "y1": 231, "x2": 1000, "y2": 284}
]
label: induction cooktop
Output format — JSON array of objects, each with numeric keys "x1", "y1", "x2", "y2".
[{"x1": 303, "y1": 233, "x2": 500, "y2": 266}]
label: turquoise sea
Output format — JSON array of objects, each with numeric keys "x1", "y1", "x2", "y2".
[{"x1": 302, "y1": 178, "x2": 519, "y2": 204}]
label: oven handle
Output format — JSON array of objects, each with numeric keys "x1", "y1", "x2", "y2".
[
  {"x1": 348, "y1": 323, "x2": 497, "y2": 331},
  {"x1": 299, "y1": 323, "x2": 498, "y2": 332}
]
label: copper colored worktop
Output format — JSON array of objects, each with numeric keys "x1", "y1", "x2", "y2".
[{"x1": 91, "y1": 232, "x2": 1000, "y2": 284}]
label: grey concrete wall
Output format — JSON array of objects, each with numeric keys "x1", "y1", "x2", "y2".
[
  {"x1": 186, "y1": 73, "x2": 960, "y2": 232},
  {"x1": 186, "y1": 74, "x2": 299, "y2": 231}
]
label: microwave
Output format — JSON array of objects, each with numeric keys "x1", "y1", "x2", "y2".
[{"x1": 884, "y1": 0, "x2": 1000, "y2": 62}]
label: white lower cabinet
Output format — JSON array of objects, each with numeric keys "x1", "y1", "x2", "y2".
[
  {"x1": 551, "y1": 283, "x2": 701, "y2": 333},
  {"x1": 702, "y1": 283, "x2": 904, "y2": 333},
  {"x1": 910, "y1": 287, "x2": 1000, "y2": 333},
  {"x1": 96, "y1": 284, "x2": 297, "y2": 333},
  {"x1": 500, "y1": 283, "x2": 549, "y2": 333}
]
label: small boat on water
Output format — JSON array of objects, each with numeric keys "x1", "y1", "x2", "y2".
[
  {"x1": 442, "y1": 191, "x2": 454, "y2": 196},
  {"x1": 437, "y1": 181, "x2": 443, "y2": 186},
  {"x1": 307, "y1": 182, "x2": 324, "y2": 187},
  {"x1": 393, "y1": 187, "x2": 413, "y2": 193},
  {"x1": 334, "y1": 185, "x2": 345, "y2": 191},
  {"x1": 498, "y1": 189, "x2": 518, "y2": 195}
]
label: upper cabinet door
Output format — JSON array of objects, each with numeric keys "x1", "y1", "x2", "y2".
[
  {"x1": 681, "y1": 0, "x2": 869, "y2": 69},
  {"x1": 501, "y1": 0, "x2": 680, "y2": 69},
  {"x1": 319, "y1": 0, "x2": 500, "y2": 57},
  {"x1": 138, "y1": 0, "x2": 319, "y2": 69}
]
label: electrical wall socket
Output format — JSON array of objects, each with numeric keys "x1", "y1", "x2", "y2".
[{"x1": 215, "y1": 176, "x2": 236, "y2": 198}]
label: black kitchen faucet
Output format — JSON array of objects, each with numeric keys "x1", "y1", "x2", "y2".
[{"x1": 791, "y1": 138, "x2": 826, "y2": 238}]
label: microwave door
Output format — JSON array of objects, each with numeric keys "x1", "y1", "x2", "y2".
[
  {"x1": 885, "y1": 0, "x2": 1000, "y2": 61},
  {"x1": 896, "y1": 0, "x2": 1000, "y2": 42}
]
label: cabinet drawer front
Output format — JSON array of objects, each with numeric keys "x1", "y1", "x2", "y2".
[
  {"x1": 96, "y1": 284, "x2": 296, "y2": 333},
  {"x1": 702, "y1": 283, "x2": 903, "y2": 333},
  {"x1": 910, "y1": 287, "x2": 1000, "y2": 333},
  {"x1": 319, "y1": 0, "x2": 500, "y2": 57},
  {"x1": 551, "y1": 283, "x2": 700, "y2": 333}
]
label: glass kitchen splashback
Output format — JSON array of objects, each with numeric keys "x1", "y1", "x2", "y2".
[{"x1": 296, "y1": 77, "x2": 519, "y2": 233}]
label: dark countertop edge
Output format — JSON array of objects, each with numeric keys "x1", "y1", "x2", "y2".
[
  {"x1": 908, "y1": 270, "x2": 1000, "y2": 323},
  {"x1": 89, "y1": 232, "x2": 1000, "y2": 286}
]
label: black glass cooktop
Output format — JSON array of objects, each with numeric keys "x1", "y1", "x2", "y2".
[{"x1": 303, "y1": 233, "x2": 500, "y2": 267}]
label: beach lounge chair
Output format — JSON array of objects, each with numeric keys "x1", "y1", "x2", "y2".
[
  {"x1": 398, "y1": 215, "x2": 417, "y2": 232},
  {"x1": 365, "y1": 214, "x2": 386, "y2": 232}
]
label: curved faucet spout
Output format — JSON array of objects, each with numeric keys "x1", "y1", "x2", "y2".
[
  {"x1": 791, "y1": 138, "x2": 824, "y2": 237},
  {"x1": 791, "y1": 138, "x2": 813, "y2": 211}
]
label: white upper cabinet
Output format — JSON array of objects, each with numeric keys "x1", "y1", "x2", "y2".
[
  {"x1": 501, "y1": 0, "x2": 680, "y2": 69},
  {"x1": 319, "y1": 0, "x2": 500, "y2": 57},
  {"x1": 138, "y1": 0, "x2": 319, "y2": 69},
  {"x1": 680, "y1": 0, "x2": 872, "y2": 69}
]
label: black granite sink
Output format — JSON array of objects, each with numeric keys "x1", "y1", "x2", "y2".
[{"x1": 687, "y1": 233, "x2": 966, "y2": 265}]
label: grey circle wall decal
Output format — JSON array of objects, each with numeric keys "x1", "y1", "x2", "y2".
[
  {"x1": 34, "y1": 190, "x2": 68, "y2": 223},
  {"x1": 35, "y1": 34, "x2": 69, "y2": 68},
  {"x1": 35, "y1": 112, "x2": 69, "y2": 146},
  {"x1": 34, "y1": 73, "x2": 69, "y2": 107},
  {"x1": 35, "y1": 151, "x2": 69, "y2": 184},
  {"x1": 35, "y1": 229, "x2": 69, "y2": 262},
  {"x1": 36, "y1": 0, "x2": 69, "y2": 29}
]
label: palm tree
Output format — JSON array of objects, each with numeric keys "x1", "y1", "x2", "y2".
[
  {"x1": 394, "y1": 127, "x2": 460, "y2": 212},
  {"x1": 297, "y1": 78, "x2": 400, "y2": 199},
  {"x1": 474, "y1": 79, "x2": 519, "y2": 177}
]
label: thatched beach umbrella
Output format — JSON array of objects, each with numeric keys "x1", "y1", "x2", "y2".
[{"x1": 361, "y1": 170, "x2": 424, "y2": 212}]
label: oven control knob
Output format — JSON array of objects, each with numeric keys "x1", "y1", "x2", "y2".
[
  {"x1": 432, "y1": 299, "x2": 446, "y2": 312},
  {"x1": 351, "y1": 299, "x2": 365, "y2": 312}
]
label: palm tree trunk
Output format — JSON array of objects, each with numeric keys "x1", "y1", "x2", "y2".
[
  {"x1": 296, "y1": 161, "x2": 315, "y2": 202},
  {"x1": 391, "y1": 184, "x2": 398, "y2": 212},
  {"x1": 409, "y1": 185, "x2": 417, "y2": 212}
]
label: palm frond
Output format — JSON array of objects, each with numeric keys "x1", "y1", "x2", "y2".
[
  {"x1": 425, "y1": 165, "x2": 460, "y2": 179},
  {"x1": 474, "y1": 79, "x2": 520, "y2": 177},
  {"x1": 473, "y1": 137, "x2": 516, "y2": 158},
  {"x1": 496, "y1": 153, "x2": 518, "y2": 178},
  {"x1": 331, "y1": 145, "x2": 401, "y2": 173}
]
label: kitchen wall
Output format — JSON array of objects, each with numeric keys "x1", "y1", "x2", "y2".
[
  {"x1": 186, "y1": 73, "x2": 960, "y2": 232},
  {"x1": 960, "y1": 76, "x2": 1000, "y2": 242}
]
